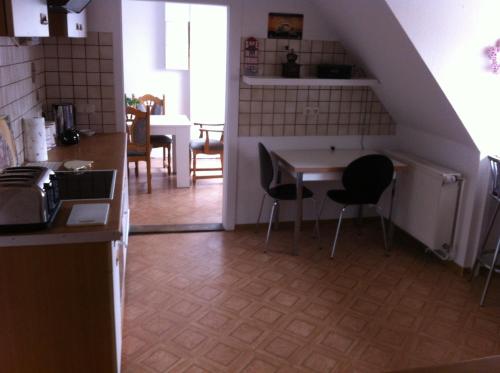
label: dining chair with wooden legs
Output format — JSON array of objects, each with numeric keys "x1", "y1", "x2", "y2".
[
  {"x1": 189, "y1": 123, "x2": 224, "y2": 184},
  {"x1": 136, "y1": 94, "x2": 172, "y2": 175},
  {"x1": 126, "y1": 106, "x2": 152, "y2": 193}
]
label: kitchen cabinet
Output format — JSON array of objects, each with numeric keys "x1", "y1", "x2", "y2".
[
  {"x1": 0, "y1": 134, "x2": 129, "y2": 373},
  {"x1": 0, "y1": 0, "x2": 50, "y2": 37},
  {"x1": 49, "y1": 9, "x2": 87, "y2": 38}
]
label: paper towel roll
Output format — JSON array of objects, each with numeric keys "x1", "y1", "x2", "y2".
[{"x1": 23, "y1": 117, "x2": 48, "y2": 162}]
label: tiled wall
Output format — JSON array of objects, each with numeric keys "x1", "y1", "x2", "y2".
[
  {"x1": 43, "y1": 32, "x2": 116, "y2": 133},
  {"x1": 238, "y1": 38, "x2": 395, "y2": 137},
  {"x1": 0, "y1": 37, "x2": 45, "y2": 164}
]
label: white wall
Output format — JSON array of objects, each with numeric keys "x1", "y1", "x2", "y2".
[
  {"x1": 383, "y1": 0, "x2": 500, "y2": 266},
  {"x1": 241, "y1": 0, "x2": 336, "y2": 39},
  {"x1": 87, "y1": 0, "x2": 125, "y2": 131},
  {"x1": 386, "y1": 0, "x2": 500, "y2": 156},
  {"x1": 122, "y1": 0, "x2": 189, "y2": 115}
]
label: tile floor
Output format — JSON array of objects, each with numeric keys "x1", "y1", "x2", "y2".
[
  {"x1": 128, "y1": 152, "x2": 223, "y2": 225},
  {"x1": 122, "y1": 220, "x2": 500, "y2": 372}
]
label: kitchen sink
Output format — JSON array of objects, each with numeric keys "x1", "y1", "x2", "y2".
[{"x1": 55, "y1": 169, "x2": 116, "y2": 200}]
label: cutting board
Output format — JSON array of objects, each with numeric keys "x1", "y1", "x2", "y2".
[{"x1": 67, "y1": 203, "x2": 110, "y2": 226}]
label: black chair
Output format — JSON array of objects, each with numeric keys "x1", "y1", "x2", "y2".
[
  {"x1": 318, "y1": 154, "x2": 394, "y2": 257},
  {"x1": 255, "y1": 143, "x2": 319, "y2": 249},
  {"x1": 472, "y1": 155, "x2": 500, "y2": 306}
]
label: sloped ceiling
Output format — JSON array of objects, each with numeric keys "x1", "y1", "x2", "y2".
[{"x1": 312, "y1": 0, "x2": 477, "y2": 149}]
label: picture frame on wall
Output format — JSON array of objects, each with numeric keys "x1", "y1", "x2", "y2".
[{"x1": 268, "y1": 13, "x2": 303, "y2": 40}]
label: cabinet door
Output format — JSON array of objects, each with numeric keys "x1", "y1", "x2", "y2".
[
  {"x1": 112, "y1": 241, "x2": 123, "y2": 373},
  {"x1": 7, "y1": 0, "x2": 49, "y2": 37},
  {"x1": 66, "y1": 9, "x2": 86, "y2": 38}
]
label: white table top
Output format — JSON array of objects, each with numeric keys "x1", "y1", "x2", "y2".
[
  {"x1": 150, "y1": 114, "x2": 191, "y2": 127},
  {"x1": 272, "y1": 149, "x2": 406, "y2": 173}
]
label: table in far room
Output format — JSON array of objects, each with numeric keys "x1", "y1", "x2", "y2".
[
  {"x1": 272, "y1": 149, "x2": 407, "y2": 256},
  {"x1": 149, "y1": 114, "x2": 192, "y2": 188}
]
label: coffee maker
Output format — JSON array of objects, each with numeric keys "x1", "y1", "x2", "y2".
[{"x1": 53, "y1": 103, "x2": 79, "y2": 145}]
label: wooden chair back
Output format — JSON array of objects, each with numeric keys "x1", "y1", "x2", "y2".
[
  {"x1": 136, "y1": 94, "x2": 166, "y2": 115},
  {"x1": 126, "y1": 106, "x2": 151, "y2": 154},
  {"x1": 194, "y1": 123, "x2": 224, "y2": 154}
]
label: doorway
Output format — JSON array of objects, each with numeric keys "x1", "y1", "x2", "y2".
[{"x1": 122, "y1": 1, "x2": 228, "y2": 231}]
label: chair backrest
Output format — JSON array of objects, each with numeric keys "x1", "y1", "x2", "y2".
[
  {"x1": 258, "y1": 143, "x2": 274, "y2": 192},
  {"x1": 126, "y1": 106, "x2": 151, "y2": 151},
  {"x1": 488, "y1": 156, "x2": 500, "y2": 200},
  {"x1": 137, "y1": 94, "x2": 166, "y2": 115},
  {"x1": 194, "y1": 123, "x2": 224, "y2": 153},
  {"x1": 342, "y1": 154, "x2": 394, "y2": 204}
]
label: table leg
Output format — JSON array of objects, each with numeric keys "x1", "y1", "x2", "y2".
[
  {"x1": 388, "y1": 177, "x2": 397, "y2": 247},
  {"x1": 175, "y1": 129, "x2": 190, "y2": 188},
  {"x1": 172, "y1": 135, "x2": 177, "y2": 174},
  {"x1": 293, "y1": 172, "x2": 303, "y2": 256}
]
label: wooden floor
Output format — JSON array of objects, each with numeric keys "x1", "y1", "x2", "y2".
[
  {"x1": 128, "y1": 152, "x2": 223, "y2": 226},
  {"x1": 121, "y1": 220, "x2": 500, "y2": 372}
]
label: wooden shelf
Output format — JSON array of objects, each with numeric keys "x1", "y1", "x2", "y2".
[{"x1": 242, "y1": 75, "x2": 379, "y2": 87}]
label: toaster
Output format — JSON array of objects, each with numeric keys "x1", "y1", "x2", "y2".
[{"x1": 0, "y1": 167, "x2": 62, "y2": 232}]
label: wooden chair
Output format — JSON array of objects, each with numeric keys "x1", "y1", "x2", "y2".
[
  {"x1": 189, "y1": 123, "x2": 224, "y2": 184},
  {"x1": 136, "y1": 94, "x2": 172, "y2": 175},
  {"x1": 126, "y1": 106, "x2": 152, "y2": 194}
]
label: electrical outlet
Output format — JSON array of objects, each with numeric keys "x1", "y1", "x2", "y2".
[{"x1": 304, "y1": 106, "x2": 319, "y2": 116}]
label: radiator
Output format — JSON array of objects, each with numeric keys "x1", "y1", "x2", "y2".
[{"x1": 381, "y1": 151, "x2": 464, "y2": 260}]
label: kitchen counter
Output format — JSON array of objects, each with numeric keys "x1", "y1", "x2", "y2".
[{"x1": 0, "y1": 133, "x2": 127, "y2": 247}]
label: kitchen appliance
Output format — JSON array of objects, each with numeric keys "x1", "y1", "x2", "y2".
[
  {"x1": 60, "y1": 128, "x2": 80, "y2": 145},
  {"x1": 0, "y1": 167, "x2": 62, "y2": 232},
  {"x1": 48, "y1": 0, "x2": 92, "y2": 13},
  {"x1": 53, "y1": 103, "x2": 75, "y2": 139},
  {"x1": 316, "y1": 64, "x2": 352, "y2": 79}
]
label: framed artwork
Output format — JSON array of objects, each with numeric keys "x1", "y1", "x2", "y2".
[
  {"x1": 268, "y1": 13, "x2": 304, "y2": 40},
  {"x1": 0, "y1": 115, "x2": 17, "y2": 169}
]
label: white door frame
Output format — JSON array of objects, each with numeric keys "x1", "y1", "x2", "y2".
[{"x1": 123, "y1": 0, "x2": 241, "y2": 229}]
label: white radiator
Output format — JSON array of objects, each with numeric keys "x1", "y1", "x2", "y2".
[{"x1": 381, "y1": 151, "x2": 464, "y2": 260}]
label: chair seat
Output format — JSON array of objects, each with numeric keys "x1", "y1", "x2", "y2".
[
  {"x1": 150, "y1": 134, "x2": 172, "y2": 146},
  {"x1": 127, "y1": 150, "x2": 146, "y2": 157},
  {"x1": 190, "y1": 139, "x2": 223, "y2": 151},
  {"x1": 269, "y1": 184, "x2": 313, "y2": 200},
  {"x1": 327, "y1": 189, "x2": 380, "y2": 205}
]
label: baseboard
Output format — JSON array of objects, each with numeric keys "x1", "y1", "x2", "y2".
[{"x1": 130, "y1": 223, "x2": 224, "y2": 235}]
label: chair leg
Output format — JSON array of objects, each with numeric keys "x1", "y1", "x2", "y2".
[
  {"x1": 265, "y1": 201, "x2": 278, "y2": 250},
  {"x1": 331, "y1": 207, "x2": 346, "y2": 258},
  {"x1": 167, "y1": 144, "x2": 172, "y2": 175},
  {"x1": 380, "y1": 213, "x2": 390, "y2": 256},
  {"x1": 192, "y1": 152, "x2": 197, "y2": 184},
  {"x1": 220, "y1": 151, "x2": 224, "y2": 175},
  {"x1": 471, "y1": 201, "x2": 500, "y2": 281},
  {"x1": 146, "y1": 158, "x2": 152, "y2": 194},
  {"x1": 134, "y1": 161, "x2": 139, "y2": 177},
  {"x1": 255, "y1": 193, "x2": 266, "y2": 232},
  {"x1": 315, "y1": 195, "x2": 327, "y2": 242},
  {"x1": 312, "y1": 198, "x2": 321, "y2": 240},
  {"x1": 162, "y1": 145, "x2": 166, "y2": 169},
  {"x1": 480, "y1": 237, "x2": 500, "y2": 306}
]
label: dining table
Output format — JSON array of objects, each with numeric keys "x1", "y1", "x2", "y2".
[
  {"x1": 271, "y1": 148, "x2": 407, "y2": 255},
  {"x1": 149, "y1": 114, "x2": 192, "y2": 188}
]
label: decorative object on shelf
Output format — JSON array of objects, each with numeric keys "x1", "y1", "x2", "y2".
[
  {"x1": 0, "y1": 115, "x2": 17, "y2": 169},
  {"x1": 486, "y1": 40, "x2": 500, "y2": 73},
  {"x1": 317, "y1": 64, "x2": 353, "y2": 79},
  {"x1": 282, "y1": 48, "x2": 300, "y2": 78},
  {"x1": 244, "y1": 37, "x2": 259, "y2": 76},
  {"x1": 268, "y1": 13, "x2": 303, "y2": 40}
]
